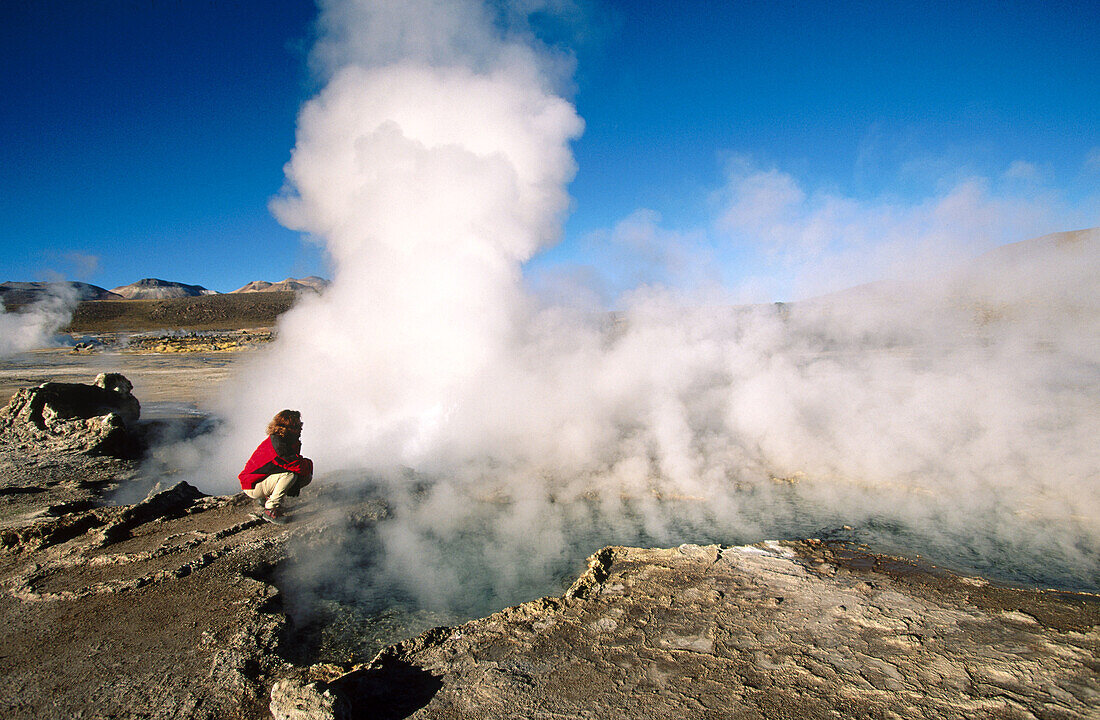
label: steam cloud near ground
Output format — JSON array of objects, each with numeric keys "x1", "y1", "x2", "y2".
[
  {"x1": 0, "y1": 285, "x2": 78, "y2": 358},
  {"x1": 162, "y1": 0, "x2": 1098, "y2": 615}
]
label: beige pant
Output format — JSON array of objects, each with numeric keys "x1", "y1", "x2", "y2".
[{"x1": 243, "y1": 472, "x2": 299, "y2": 510}]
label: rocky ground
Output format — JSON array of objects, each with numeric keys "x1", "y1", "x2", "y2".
[
  {"x1": 307, "y1": 543, "x2": 1098, "y2": 720},
  {"x1": 0, "y1": 432, "x2": 392, "y2": 720},
  {"x1": 0, "y1": 372, "x2": 1096, "y2": 719},
  {"x1": 66, "y1": 292, "x2": 297, "y2": 333}
]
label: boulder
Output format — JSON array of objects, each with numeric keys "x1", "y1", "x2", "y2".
[{"x1": 0, "y1": 373, "x2": 142, "y2": 456}]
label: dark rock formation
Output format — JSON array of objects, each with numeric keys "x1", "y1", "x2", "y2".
[
  {"x1": 0, "y1": 373, "x2": 141, "y2": 456},
  {"x1": 306, "y1": 542, "x2": 1099, "y2": 720}
]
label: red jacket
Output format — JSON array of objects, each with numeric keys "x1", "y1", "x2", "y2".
[{"x1": 238, "y1": 435, "x2": 312, "y2": 490}]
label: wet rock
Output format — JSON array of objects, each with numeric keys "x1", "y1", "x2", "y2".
[
  {"x1": 326, "y1": 541, "x2": 1099, "y2": 720},
  {"x1": 0, "y1": 373, "x2": 141, "y2": 456}
]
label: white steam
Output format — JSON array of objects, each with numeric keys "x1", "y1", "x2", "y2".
[
  {"x1": 201, "y1": 0, "x2": 580, "y2": 476},
  {"x1": 714, "y1": 159, "x2": 1079, "y2": 301},
  {"x1": 183, "y1": 0, "x2": 1097, "y2": 617},
  {"x1": 0, "y1": 285, "x2": 78, "y2": 357}
]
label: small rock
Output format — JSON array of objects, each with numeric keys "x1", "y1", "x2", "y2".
[{"x1": 270, "y1": 677, "x2": 348, "y2": 720}]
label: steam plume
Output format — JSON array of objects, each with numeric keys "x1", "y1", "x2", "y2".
[
  {"x1": 0, "y1": 284, "x2": 78, "y2": 357},
  {"x1": 185, "y1": 0, "x2": 1097, "y2": 619}
]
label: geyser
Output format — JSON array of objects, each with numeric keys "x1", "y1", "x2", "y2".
[{"x1": 174, "y1": 0, "x2": 1097, "y2": 655}]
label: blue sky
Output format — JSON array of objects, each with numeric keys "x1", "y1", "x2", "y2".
[{"x1": 2, "y1": 1, "x2": 1098, "y2": 297}]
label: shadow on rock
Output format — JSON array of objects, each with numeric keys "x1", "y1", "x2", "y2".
[{"x1": 334, "y1": 658, "x2": 443, "y2": 719}]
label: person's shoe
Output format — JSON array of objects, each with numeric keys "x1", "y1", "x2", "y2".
[{"x1": 261, "y1": 508, "x2": 288, "y2": 525}]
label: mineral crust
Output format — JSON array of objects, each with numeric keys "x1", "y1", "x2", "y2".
[{"x1": 315, "y1": 542, "x2": 1099, "y2": 720}]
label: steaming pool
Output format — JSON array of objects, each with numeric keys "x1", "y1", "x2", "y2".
[
  {"x1": 4, "y1": 343, "x2": 1096, "y2": 666},
  {"x1": 274, "y1": 467, "x2": 1099, "y2": 666}
]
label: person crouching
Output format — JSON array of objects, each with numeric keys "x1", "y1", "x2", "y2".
[{"x1": 238, "y1": 409, "x2": 313, "y2": 524}]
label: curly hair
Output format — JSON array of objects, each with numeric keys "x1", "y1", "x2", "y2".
[{"x1": 266, "y1": 409, "x2": 302, "y2": 438}]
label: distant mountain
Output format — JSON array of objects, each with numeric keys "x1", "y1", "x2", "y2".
[
  {"x1": 231, "y1": 276, "x2": 329, "y2": 294},
  {"x1": 109, "y1": 278, "x2": 217, "y2": 300},
  {"x1": 951, "y1": 227, "x2": 1098, "y2": 309},
  {"x1": 0, "y1": 281, "x2": 120, "y2": 307},
  {"x1": 803, "y1": 227, "x2": 1099, "y2": 308},
  {"x1": 968, "y1": 227, "x2": 1097, "y2": 274}
]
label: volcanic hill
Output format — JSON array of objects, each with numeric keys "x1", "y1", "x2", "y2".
[
  {"x1": 232, "y1": 276, "x2": 329, "y2": 294},
  {"x1": 108, "y1": 278, "x2": 217, "y2": 300}
]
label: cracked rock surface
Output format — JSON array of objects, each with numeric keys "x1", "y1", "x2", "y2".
[
  {"x1": 0, "y1": 418, "x2": 397, "y2": 720},
  {"x1": 322, "y1": 542, "x2": 1099, "y2": 720},
  {"x1": 0, "y1": 442, "x2": 297, "y2": 720}
]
